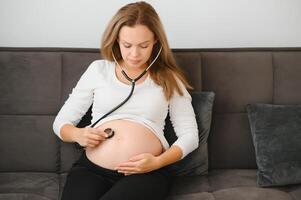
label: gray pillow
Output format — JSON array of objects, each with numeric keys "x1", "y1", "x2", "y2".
[
  {"x1": 164, "y1": 91, "x2": 215, "y2": 176},
  {"x1": 246, "y1": 103, "x2": 301, "y2": 187}
]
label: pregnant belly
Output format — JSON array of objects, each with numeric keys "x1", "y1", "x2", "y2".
[{"x1": 85, "y1": 119, "x2": 163, "y2": 170}]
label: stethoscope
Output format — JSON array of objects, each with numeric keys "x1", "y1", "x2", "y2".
[{"x1": 88, "y1": 46, "x2": 163, "y2": 139}]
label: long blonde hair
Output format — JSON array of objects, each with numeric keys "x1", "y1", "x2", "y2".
[{"x1": 101, "y1": 1, "x2": 193, "y2": 100}]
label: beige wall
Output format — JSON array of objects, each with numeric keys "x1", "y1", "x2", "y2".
[{"x1": 0, "y1": 0, "x2": 300, "y2": 48}]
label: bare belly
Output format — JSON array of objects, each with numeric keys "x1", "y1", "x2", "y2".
[{"x1": 85, "y1": 119, "x2": 163, "y2": 170}]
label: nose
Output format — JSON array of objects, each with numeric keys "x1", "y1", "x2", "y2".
[{"x1": 130, "y1": 47, "x2": 140, "y2": 57}]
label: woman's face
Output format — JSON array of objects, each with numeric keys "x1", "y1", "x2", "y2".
[{"x1": 118, "y1": 24, "x2": 156, "y2": 70}]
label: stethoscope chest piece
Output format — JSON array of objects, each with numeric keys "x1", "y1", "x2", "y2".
[{"x1": 104, "y1": 128, "x2": 115, "y2": 138}]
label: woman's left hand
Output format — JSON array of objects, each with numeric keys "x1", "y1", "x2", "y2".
[{"x1": 115, "y1": 153, "x2": 161, "y2": 176}]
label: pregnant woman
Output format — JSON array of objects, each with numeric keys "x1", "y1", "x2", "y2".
[{"x1": 53, "y1": 1, "x2": 199, "y2": 200}]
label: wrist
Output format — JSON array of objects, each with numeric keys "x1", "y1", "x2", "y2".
[
  {"x1": 155, "y1": 146, "x2": 183, "y2": 169},
  {"x1": 71, "y1": 127, "x2": 81, "y2": 143},
  {"x1": 155, "y1": 155, "x2": 165, "y2": 169}
]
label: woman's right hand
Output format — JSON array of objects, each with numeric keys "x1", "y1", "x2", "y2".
[{"x1": 74, "y1": 127, "x2": 109, "y2": 148}]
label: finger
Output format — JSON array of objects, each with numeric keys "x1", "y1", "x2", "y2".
[
  {"x1": 99, "y1": 131, "x2": 109, "y2": 138},
  {"x1": 90, "y1": 128, "x2": 103, "y2": 135},
  {"x1": 118, "y1": 170, "x2": 137, "y2": 175},
  {"x1": 125, "y1": 172, "x2": 135, "y2": 176},
  {"x1": 86, "y1": 140, "x2": 100, "y2": 148},
  {"x1": 88, "y1": 139, "x2": 100, "y2": 145},
  {"x1": 86, "y1": 143, "x2": 96, "y2": 148},
  {"x1": 87, "y1": 133, "x2": 101, "y2": 140},
  {"x1": 117, "y1": 162, "x2": 138, "y2": 168},
  {"x1": 117, "y1": 167, "x2": 140, "y2": 172},
  {"x1": 92, "y1": 130, "x2": 109, "y2": 139},
  {"x1": 88, "y1": 133, "x2": 106, "y2": 141},
  {"x1": 129, "y1": 154, "x2": 146, "y2": 162}
]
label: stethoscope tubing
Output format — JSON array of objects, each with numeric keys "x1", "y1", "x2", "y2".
[
  {"x1": 90, "y1": 46, "x2": 162, "y2": 128},
  {"x1": 90, "y1": 80, "x2": 135, "y2": 128}
]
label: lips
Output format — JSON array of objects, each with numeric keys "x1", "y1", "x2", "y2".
[{"x1": 129, "y1": 59, "x2": 141, "y2": 64}]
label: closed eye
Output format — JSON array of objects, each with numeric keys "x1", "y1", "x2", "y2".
[
  {"x1": 123, "y1": 44, "x2": 148, "y2": 49},
  {"x1": 122, "y1": 40, "x2": 150, "y2": 49}
]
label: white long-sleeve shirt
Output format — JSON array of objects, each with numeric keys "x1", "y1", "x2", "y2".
[{"x1": 53, "y1": 60, "x2": 199, "y2": 159}]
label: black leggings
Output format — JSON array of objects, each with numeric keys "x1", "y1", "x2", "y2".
[{"x1": 61, "y1": 151, "x2": 171, "y2": 200}]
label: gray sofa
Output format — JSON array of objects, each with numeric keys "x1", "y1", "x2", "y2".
[{"x1": 0, "y1": 47, "x2": 300, "y2": 200}]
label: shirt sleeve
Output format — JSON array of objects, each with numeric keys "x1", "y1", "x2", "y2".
[
  {"x1": 52, "y1": 61, "x2": 99, "y2": 139},
  {"x1": 169, "y1": 78, "x2": 199, "y2": 159}
]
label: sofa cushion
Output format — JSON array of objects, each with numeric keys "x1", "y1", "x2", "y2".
[
  {"x1": 0, "y1": 172, "x2": 59, "y2": 200},
  {"x1": 0, "y1": 193, "x2": 52, "y2": 200},
  {"x1": 273, "y1": 52, "x2": 301, "y2": 104},
  {"x1": 166, "y1": 192, "x2": 214, "y2": 200},
  {"x1": 0, "y1": 115, "x2": 59, "y2": 172},
  {"x1": 201, "y1": 52, "x2": 273, "y2": 114},
  {"x1": 208, "y1": 113, "x2": 257, "y2": 169},
  {"x1": 169, "y1": 169, "x2": 299, "y2": 200},
  {"x1": 165, "y1": 91, "x2": 215, "y2": 176},
  {"x1": 247, "y1": 104, "x2": 301, "y2": 187},
  {"x1": 212, "y1": 187, "x2": 293, "y2": 200},
  {"x1": 0, "y1": 51, "x2": 61, "y2": 115}
]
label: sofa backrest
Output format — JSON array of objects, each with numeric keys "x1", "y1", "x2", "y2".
[{"x1": 0, "y1": 47, "x2": 300, "y2": 172}]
